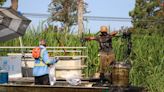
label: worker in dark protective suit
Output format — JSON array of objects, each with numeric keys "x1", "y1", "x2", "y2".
[{"x1": 84, "y1": 26, "x2": 118, "y2": 85}]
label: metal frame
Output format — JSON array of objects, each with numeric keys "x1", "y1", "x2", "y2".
[
  {"x1": 0, "y1": 46, "x2": 89, "y2": 77},
  {"x1": 0, "y1": 46, "x2": 87, "y2": 49},
  {"x1": 0, "y1": 46, "x2": 88, "y2": 58}
]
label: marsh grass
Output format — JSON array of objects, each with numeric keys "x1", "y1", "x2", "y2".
[{"x1": 0, "y1": 25, "x2": 164, "y2": 92}]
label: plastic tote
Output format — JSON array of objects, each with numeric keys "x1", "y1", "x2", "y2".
[{"x1": 0, "y1": 70, "x2": 8, "y2": 84}]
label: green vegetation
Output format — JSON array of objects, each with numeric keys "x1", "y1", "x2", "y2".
[
  {"x1": 0, "y1": 26, "x2": 164, "y2": 91},
  {"x1": 129, "y1": 34, "x2": 164, "y2": 92},
  {"x1": 48, "y1": 0, "x2": 88, "y2": 31},
  {"x1": 129, "y1": 1, "x2": 164, "y2": 91},
  {"x1": 0, "y1": 0, "x2": 163, "y2": 92},
  {"x1": 129, "y1": 0, "x2": 164, "y2": 35},
  {"x1": 0, "y1": 0, "x2": 6, "y2": 6}
]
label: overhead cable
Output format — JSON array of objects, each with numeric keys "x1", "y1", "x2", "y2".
[{"x1": 22, "y1": 13, "x2": 164, "y2": 22}]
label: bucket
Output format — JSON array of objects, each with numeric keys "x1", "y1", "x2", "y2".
[
  {"x1": 0, "y1": 70, "x2": 8, "y2": 84},
  {"x1": 111, "y1": 62, "x2": 131, "y2": 87}
]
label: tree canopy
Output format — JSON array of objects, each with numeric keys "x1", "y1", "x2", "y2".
[
  {"x1": 48, "y1": 0, "x2": 88, "y2": 32},
  {"x1": 129, "y1": 0, "x2": 164, "y2": 34},
  {"x1": 0, "y1": 0, "x2": 6, "y2": 6}
]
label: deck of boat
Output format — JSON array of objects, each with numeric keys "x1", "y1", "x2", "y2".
[{"x1": 0, "y1": 77, "x2": 145, "y2": 92}]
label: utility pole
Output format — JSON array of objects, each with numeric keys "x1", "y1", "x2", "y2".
[
  {"x1": 11, "y1": 0, "x2": 18, "y2": 11},
  {"x1": 157, "y1": 0, "x2": 164, "y2": 15},
  {"x1": 77, "y1": 0, "x2": 84, "y2": 36}
]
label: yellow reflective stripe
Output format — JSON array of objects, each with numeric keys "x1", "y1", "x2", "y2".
[{"x1": 45, "y1": 61, "x2": 50, "y2": 64}]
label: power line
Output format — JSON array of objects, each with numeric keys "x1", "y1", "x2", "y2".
[
  {"x1": 22, "y1": 12, "x2": 132, "y2": 22},
  {"x1": 22, "y1": 13, "x2": 50, "y2": 18},
  {"x1": 84, "y1": 16, "x2": 131, "y2": 22},
  {"x1": 22, "y1": 12, "x2": 164, "y2": 23}
]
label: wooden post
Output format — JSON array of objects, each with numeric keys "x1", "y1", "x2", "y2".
[
  {"x1": 11, "y1": 0, "x2": 18, "y2": 11},
  {"x1": 156, "y1": 0, "x2": 164, "y2": 15},
  {"x1": 77, "y1": 0, "x2": 84, "y2": 36}
]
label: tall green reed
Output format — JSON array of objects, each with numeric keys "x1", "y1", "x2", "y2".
[{"x1": 0, "y1": 25, "x2": 164, "y2": 91}]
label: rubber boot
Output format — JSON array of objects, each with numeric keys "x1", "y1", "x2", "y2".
[
  {"x1": 92, "y1": 73, "x2": 107, "y2": 87},
  {"x1": 98, "y1": 73, "x2": 106, "y2": 86}
]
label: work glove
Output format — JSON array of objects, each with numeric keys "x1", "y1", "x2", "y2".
[
  {"x1": 47, "y1": 58, "x2": 59, "y2": 67},
  {"x1": 52, "y1": 58, "x2": 59, "y2": 63}
]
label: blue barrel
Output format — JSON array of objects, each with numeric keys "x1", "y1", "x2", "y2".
[{"x1": 0, "y1": 71, "x2": 8, "y2": 84}]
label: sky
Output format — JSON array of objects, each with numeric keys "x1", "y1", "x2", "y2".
[{"x1": 3, "y1": 0, "x2": 135, "y2": 33}]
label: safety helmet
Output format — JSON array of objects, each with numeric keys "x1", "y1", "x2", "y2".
[{"x1": 100, "y1": 26, "x2": 108, "y2": 32}]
